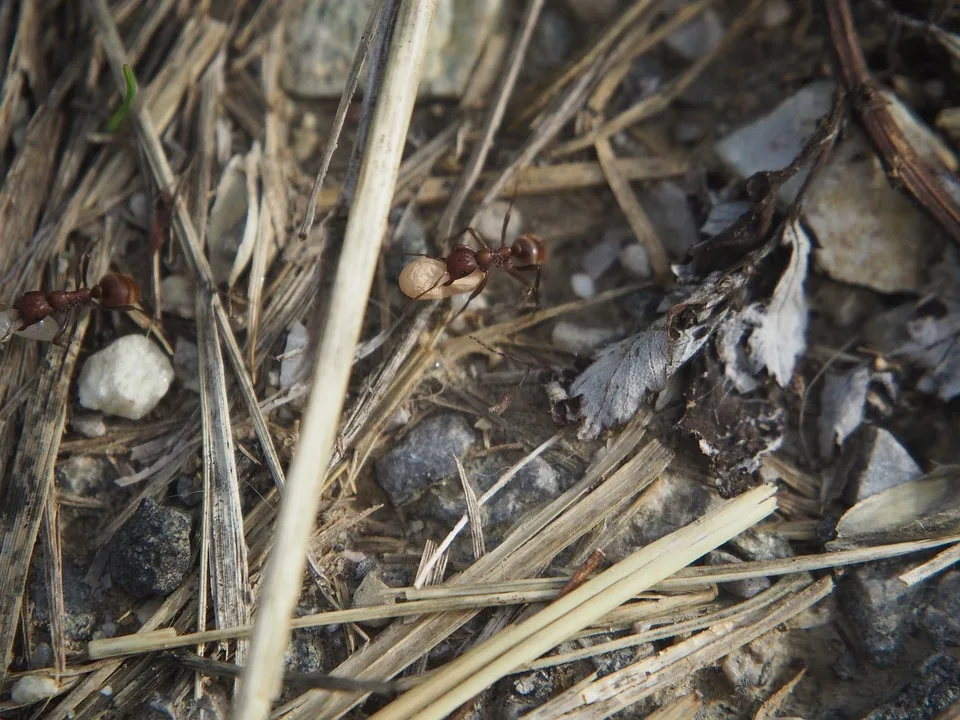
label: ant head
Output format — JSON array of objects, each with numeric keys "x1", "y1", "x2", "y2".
[{"x1": 447, "y1": 246, "x2": 479, "y2": 279}]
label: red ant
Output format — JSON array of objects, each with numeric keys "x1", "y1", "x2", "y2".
[
  {"x1": 11, "y1": 253, "x2": 144, "y2": 338},
  {"x1": 410, "y1": 202, "x2": 546, "y2": 318}
]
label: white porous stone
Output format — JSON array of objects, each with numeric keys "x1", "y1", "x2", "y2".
[{"x1": 78, "y1": 335, "x2": 174, "y2": 420}]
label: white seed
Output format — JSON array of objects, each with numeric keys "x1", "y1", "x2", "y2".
[
  {"x1": 11, "y1": 675, "x2": 59, "y2": 704},
  {"x1": 398, "y1": 257, "x2": 483, "y2": 300}
]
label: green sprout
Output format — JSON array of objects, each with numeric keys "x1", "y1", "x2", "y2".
[{"x1": 105, "y1": 64, "x2": 137, "y2": 132}]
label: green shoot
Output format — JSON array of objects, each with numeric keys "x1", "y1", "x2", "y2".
[{"x1": 105, "y1": 64, "x2": 137, "y2": 132}]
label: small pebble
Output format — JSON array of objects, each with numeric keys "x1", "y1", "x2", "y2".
[
  {"x1": 128, "y1": 192, "x2": 149, "y2": 225},
  {"x1": 69, "y1": 413, "x2": 107, "y2": 438},
  {"x1": 762, "y1": 0, "x2": 792, "y2": 28},
  {"x1": 173, "y1": 338, "x2": 200, "y2": 393},
  {"x1": 30, "y1": 642, "x2": 53, "y2": 670},
  {"x1": 108, "y1": 498, "x2": 191, "y2": 597},
  {"x1": 706, "y1": 550, "x2": 770, "y2": 599},
  {"x1": 78, "y1": 335, "x2": 174, "y2": 420},
  {"x1": 666, "y1": 8, "x2": 725, "y2": 61},
  {"x1": 570, "y1": 273, "x2": 595, "y2": 298},
  {"x1": 11, "y1": 675, "x2": 60, "y2": 704},
  {"x1": 160, "y1": 275, "x2": 195, "y2": 319},
  {"x1": 280, "y1": 322, "x2": 309, "y2": 390},
  {"x1": 581, "y1": 231, "x2": 624, "y2": 279},
  {"x1": 474, "y1": 201, "x2": 523, "y2": 246},
  {"x1": 618, "y1": 244, "x2": 651, "y2": 279}
]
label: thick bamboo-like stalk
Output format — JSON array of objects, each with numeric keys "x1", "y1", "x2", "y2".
[{"x1": 232, "y1": 2, "x2": 438, "y2": 717}]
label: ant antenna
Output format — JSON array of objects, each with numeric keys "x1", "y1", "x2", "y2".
[{"x1": 499, "y1": 180, "x2": 520, "y2": 249}]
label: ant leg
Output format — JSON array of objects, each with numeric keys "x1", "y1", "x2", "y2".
[
  {"x1": 463, "y1": 228, "x2": 491, "y2": 251},
  {"x1": 78, "y1": 250, "x2": 92, "y2": 289},
  {"x1": 500, "y1": 181, "x2": 520, "y2": 248},
  {"x1": 450, "y1": 273, "x2": 489, "y2": 322},
  {"x1": 530, "y1": 266, "x2": 542, "y2": 309},
  {"x1": 408, "y1": 264, "x2": 456, "y2": 302}
]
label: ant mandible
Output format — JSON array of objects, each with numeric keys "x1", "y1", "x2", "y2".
[
  {"x1": 12, "y1": 253, "x2": 143, "y2": 335},
  {"x1": 407, "y1": 200, "x2": 547, "y2": 318}
]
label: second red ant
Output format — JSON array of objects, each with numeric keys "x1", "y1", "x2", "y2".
[
  {"x1": 403, "y1": 201, "x2": 547, "y2": 318},
  {"x1": 8, "y1": 253, "x2": 145, "y2": 342}
]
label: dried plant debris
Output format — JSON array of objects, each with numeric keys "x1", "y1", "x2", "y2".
[
  {"x1": 568, "y1": 272, "x2": 742, "y2": 439},
  {"x1": 818, "y1": 363, "x2": 871, "y2": 462},
  {"x1": 830, "y1": 468, "x2": 960, "y2": 550},
  {"x1": 677, "y1": 352, "x2": 784, "y2": 498},
  {"x1": 717, "y1": 219, "x2": 811, "y2": 390},
  {"x1": 885, "y1": 251, "x2": 960, "y2": 401}
]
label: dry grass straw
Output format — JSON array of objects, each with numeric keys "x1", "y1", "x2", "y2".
[
  {"x1": 0, "y1": 240, "x2": 112, "y2": 678},
  {"x1": 309, "y1": 155, "x2": 687, "y2": 210},
  {"x1": 274, "y1": 420, "x2": 667, "y2": 719},
  {"x1": 526, "y1": 576, "x2": 832, "y2": 718},
  {"x1": 435, "y1": 0, "x2": 544, "y2": 241},
  {"x1": 88, "y1": 0, "x2": 265, "y2": 677},
  {"x1": 234, "y1": 1, "x2": 439, "y2": 716},
  {"x1": 551, "y1": 0, "x2": 769, "y2": 157},
  {"x1": 369, "y1": 484, "x2": 778, "y2": 720}
]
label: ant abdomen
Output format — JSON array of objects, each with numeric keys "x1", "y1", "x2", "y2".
[
  {"x1": 511, "y1": 233, "x2": 546, "y2": 268},
  {"x1": 93, "y1": 273, "x2": 141, "y2": 307}
]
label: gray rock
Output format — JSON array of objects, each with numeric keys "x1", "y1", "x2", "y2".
[
  {"x1": 665, "y1": 7, "x2": 724, "y2": 61},
  {"x1": 638, "y1": 182, "x2": 700, "y2": 260},
  {"x1": 283, "y1": 0, "x2": 503, "y2": 98},
  {"x1": 350, "y1": 569, "x2": 392, "y2": 628},
  {"x1": 173, "y1": 337, "x2": 200, "y2": 393},
  {"x1": 108, "y1": 498, "x2": 191, "y2": 597},
  {"x1": 527, "y1": 8, "x2": 575, "y2": 75},
  {"x1": 839, "y1": 559, "x2": 920, "y2": 667},
  {"x1": 375, "y1": 413, "x2": 477, "y2": 507},
  {"x1": 726, "y1": 526, "x2": 794, "y2": 561},
  {"x1": 630, "y1": 473, "x2": 722, "y2": 548},
  {"x1": 836, "y1": 427, "x2": 922, "y2": 505},
  {"x1": 30, "y1": 559, "x2": 97, "y2": 644},
  {"x1": 476, "y1": 456, "x2": 560, "y2": 527},
  {"x1": 706, "y1": 550, "x2": 770, "y2": 599},
  {"x1": 716, "y1": 80, "x2": 836, "y2": 204},
  {"x1": 920, "y1": 570, "x2": 960, "y2": 649},
  {"x1": 862, "y1": 654, "x2": 960, "y2": 719}
]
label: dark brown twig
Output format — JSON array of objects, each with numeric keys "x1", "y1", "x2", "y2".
[
  {"x1": 176, "y1": 653, "x2": 398, "y2": 695},
  {"x1": 825, "y1": 0, "x2": 960, "y2": 241}
]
